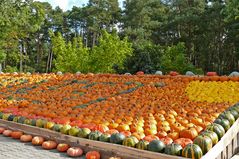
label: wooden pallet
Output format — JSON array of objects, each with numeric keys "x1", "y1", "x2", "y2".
[{"x1": 0, "y1": 118, "x2": 239, "y2": 159}]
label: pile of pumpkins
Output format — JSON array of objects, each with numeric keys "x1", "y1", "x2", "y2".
[
  {"x1": 0, "y1": 127, "x2": 101, "y2": 159},
  {"x1": 1, "y1": 103, "x2": 239, "y2": 159}
]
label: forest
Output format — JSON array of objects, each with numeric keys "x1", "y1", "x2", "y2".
[{"x1": 0, "y1": 0, "x2": 239, "y2": 75}]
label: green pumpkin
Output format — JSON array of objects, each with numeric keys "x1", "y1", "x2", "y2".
[
  {"x1": 206, "y1": 123, "x2": 225, "y2": 140},
  {"x1": 36, "y1": 119, "x2": 47, "y2": 128},
  {"x1": 219, "y1": 111, "x2": 235, "y2": 126},
  {"x1": 214, "y1": 118, "x2": 230, "y2": 131},
  {"x1": 23, "y1": 119, "x2": 31, "y2": 125},
  {"x1": 2, "y1": 113, "x2": 10, "y2": 120},
  {"x1": 30, "y1": 119, "x2": 37, "y2": 126},
  {"x1": 77, "y1": 128, "x2": 91, "y2": 138},
  {"x1": 60, "y1": 125, "x2": 71, "y2": 134},
  {"x1": 52, "y1": 124, "x2": 63, "y2": 132},
  {"x1": 0, "y1": 112, "x2": 3, "y2": 119},
  {"x1": 7, "y1": 114, "x2": 15, "y2": 121},
  {"x1": 193, "y1": 135, "x2": 212, "y2": 154},
  {"x1": 200, "y1": 130, "x2": 218, "y2": 145},
  {"x1": 122, "y1": 136, "x2": 138, "y2": 147},
  {"x1": 110, "y1": 133, "x2": 126, "y2": 144},
  {"x1": 164, "y1": 143, "x2": 182, "y2": 156},
  {"x1": 182, "y1": 144, "x2": 203, "y2": 159},
  {"x1": 99, "y1": 133, "x2": 111, "y2": 142},
  {"x1": 148, "y1": 140, "x2": 165, "y2": 153},
  {"x1": 18, "y1": 116, "x2": 26, "y2": 124},
  {"x1": 68, "y1": 127, "x2": 80, "y2": 136},
  {"x1": 88, "y1": 131, "x2": 102, "y2": 140},
  {"x1": 136, "y1": 140, "x2": 149, "y2": 150},
  {"x1": 229, "y1": 110, "x2": 239, "y2": 119},
  {"x1": 13, "y1": 116, "x2": 19, "y2": 122},
  {"x1": 229, "y1": 106, "x2": 239, "y2": 114}
]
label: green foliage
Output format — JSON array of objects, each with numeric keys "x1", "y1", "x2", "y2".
[
  {"x1": 160, "y1": 43, "x2": 197, "y2": 74},
  {"x1": 90, "y1": 30, "x2": 133, "y2": 73},
  {"x1": 4, "y1": 66, "x2": 18, "y2": 73}
]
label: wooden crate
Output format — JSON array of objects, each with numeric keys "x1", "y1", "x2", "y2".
[{"x1": 0, "y1": 118, "x2": 239, "y2": 159}]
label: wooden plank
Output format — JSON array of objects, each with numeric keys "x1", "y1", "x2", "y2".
[
  {"x1": 0, "y1": 119, "x2": 185, "y2": 159},
  {"x1": 228, "y1": 142, "x2": 233, "y2": 158},
  {"x1": 202, "y1": 118, "x2": 239, "y2": 159}
]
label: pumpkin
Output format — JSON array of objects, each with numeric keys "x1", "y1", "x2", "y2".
[
  {"x1": 0, "y1": 112, "x2": 3, "y2": 119},
  {"x1": 218, "y1": 111, "x2": 235, "y2": 126},
  {"x1": 20, "y1": 134, "x2": 33, "y2": 142},
  {"x1": 136, "y1": 140, "x2": 149, "y2": 150},
  {"x1": 99, "y1": 133, "x2": 111, "y2": 142},
  {"x1": 30, "y1": 119, "x2": 37, "y2": 126},
  {"x1": 24, "y1": 119, "x2": 31, "y2": 125},
  {"x1": 174, "y1": 138, "x2": 193, "y2": 148},
  {"x1": 36, "y1": 119, "x2": 47, "y2": 128},
  {"x1": 110, "y1": 133, "x2": 126, "y2": 144},
  {"x1": 206, "y1": 72, "x2": 217, "y2": 76},
  {"x1": 200, "y1": 130, "x2": 218, "y2": 145},
  {"x1": 206, "y1": 123, "x2": 225, "y2": 140},
  {"x1": 3, "y1": 130, "x2": 12, "y2": 137},
  {"x1": 7, "y1": 114, "x2": 15, "y2": 121},
  {"x1": 160, "y1": 137, "x2": 173, "y2": 145},
  {"x1": 13, "y1": 116, "x2": 19, "y2": 122},
  {"x1": 88, "y1": 131, "x2": 102, "y2": 140},
  {"x1": 68, "y1": 126, "x2": 80, "y2": 136},
  {"x1": 164, "y1": 143, "x2": 182, "y2": 156},
  {"x1": 214, "y1": 118, "x2": 230, "y2": 132},
  {"x1": 143, "y1": 135, "x2": 159, "y2": 142},
  {"x1": 180, "y1": 128, "x2": 198, "y2": 140},
  {"x1": 148, "y1": 140, "x2": 165, "y2": 152},
  {"x1": 182, "y1": 144, "x2": 203, "y2": 159},
  {"x1": 42, "y1": 140, "x2": 57, "y2": 150},
  {"x1": 123, "y1": 136, "x2": 138, "y2": 147},
  {"x1": 18, "y1": 116, "x2": 27, "y2": 124},
  {"x1": 32, "y1": 136, "x2": 44, "y2": 146},
  {"x1": 193, "y1": 135, "x2": 212, "y2": 154},
  {"x1": 0, "y1": 127, "x2": 5, "y2": 134},
  {"x1": 57, "y1": 143, "x2": 70, "y2": 152},
  {"x1": 11, "y1": 131, "x2": 24, "y2": 139},
  {"x1": 2, "y1": 113, "x2": 10, "y2": 120},
  {"x1": 229, "y1": 110, "x2": 239, "y2": 119},
  {"x1": 86, "y1": 151, "x2": 101, "y2": 159},
  {"x1": 67, "y1": 147, "x2": 83, "y2": 157},
  {"x1": 44, "y1": 121, "x2": 55, "y2": 129},
  {"x1": 60, "y1": 124, "x2": 71, "y2": 135},
  {"x1": 52, "y1": 124, "x2": 63, "y2": 132},
  {"x1": 78, "y1": 128, "x2": 91, "y2": 138}
]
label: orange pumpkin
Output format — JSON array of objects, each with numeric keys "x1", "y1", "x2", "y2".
[
  {"x1": 67, "y1": 147, "x2": 83, "y2": 157},
  {"x1": 0, "y1": 127, "x2": 5, "y2": 134},
  {"x1": 11, "y1": 131, "x2": 24, "y2": 139},
  {"x1": 3, "y1": 130, "x2": 12, "y2": 137},
  {"x1": 57, "y1": 143, "x2": 70, "y2": 152},
  {"x1": 20, "y1": 135, "x2": 33, "y2": 142},
  {"x1": 174, "y1": 138, "x2": 193, "y2": 148},
  {"x1": 42, "y1": 140, "x2": 57, "y2": 150},
  {"x1": 86, "y1": 151, "x2": 101, "y2": 159},
  {"x1": 32, "y1": 136, "x2": 44, "y2": 146},
  {"x1": 179, "y1": 128, "x2": 198, "y2": 140}
]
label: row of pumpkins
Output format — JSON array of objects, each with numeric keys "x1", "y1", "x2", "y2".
[
  {"x1": 1, "y1": 103, "x2": 239, "y2": 159},
  {"x1": 0, "y1": 127, "x2": 102, "y2": 159}
]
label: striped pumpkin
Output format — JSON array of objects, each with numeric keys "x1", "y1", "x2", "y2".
[
  {"x1": 200, "y1": 130, "x2": 218, "y2": 145},
  {"x1": 122, "y1": 136, "x2": 138, "y2": 147},
  {"x1": 206, "y1": 123, "x2": 225, "y2": 140},
  {"x1": 214, "y1": 118, "x2": 230, "y2": 132},
  {"x1": 182, "y1": 144, "x2": 203, "y2": 159},
  {"x1": 193, "y1": 135, "x2": 212, "y2": 154},
  {"x1": 164, "y1": 143, "x2": 182, "y2": 156},
  {"x1": 136, "y1": 140, "x2": 149, "y2": 150},
  {"x1": 218, "y1": 111, "x2": 235, "y2": 126}
]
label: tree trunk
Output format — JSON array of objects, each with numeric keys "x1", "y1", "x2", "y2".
[{"x1": 20, "y1": 40, "x2": 24, "y2": 73}]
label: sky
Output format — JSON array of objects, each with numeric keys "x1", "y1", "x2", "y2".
[{"x1": 36, "y1": 0, "x2": 123, "y2": 11}]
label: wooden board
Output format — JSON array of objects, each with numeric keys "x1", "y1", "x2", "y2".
[
  {"x1": 1, "y1": 118, "x2": 239, "y2": 159},
  {"x1": 0, "y1": 119, "x2": 185, "y2": 159}
]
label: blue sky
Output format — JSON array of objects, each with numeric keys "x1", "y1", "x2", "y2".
[{"x1": 36, "y1": 0, "x2": 123, "y2": 11}]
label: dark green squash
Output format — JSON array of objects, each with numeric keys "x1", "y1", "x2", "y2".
[
  {"x1": 164, "y1": 143, "x2": 182, "y2": 156},
  {"x1": 18, "y1": 116, "x2": 26, "y2": 124},
  {"x1": 193, "y1": 135, "x2": 212, "y2": 154},
  {"x1": 214, "y1": 118, "x2": 230, "y2": 132},
  {"x1": 110, "y1": 133, "x2": 126, "y2": 144},
  {"x1": 136, "y1": 140, "x2": 149, "y2": 150},
  {"x1": 206, "y1": 123, "x2": 225, "y2": 140},
  {"x1": 52, "y1": 124, "x2": 63, "y2": 132},
  {"x1": 30, "y1": 119, "x2": 37, "y2": 126},
  {"x1": 0, "y1": 112, "x2": 3, "y2": 119},
  {"x1": 148, "y1": 140, "x2": 165, "y2": 153},
  {"x1": 88, "y1": 131, "x2": 102, "y2": 140},
  {"x1": 229, "y1": 110, "x2": 239, "y2": 119},
  {"x1": 7, "y1": 114, "x2": 15, "y2": 121},
  {"x1": 218, "y1": 111, "x2": 235, "y2": 126},
  {"x1": 99, "y1": 133, "x2": 110, "y2": 142},
  {"x1": 200, "y1": 130, "x2": 218, "y2": 145},
  {"x1": 182, "y1": 144, "x2": 203, "y2": 159}
]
